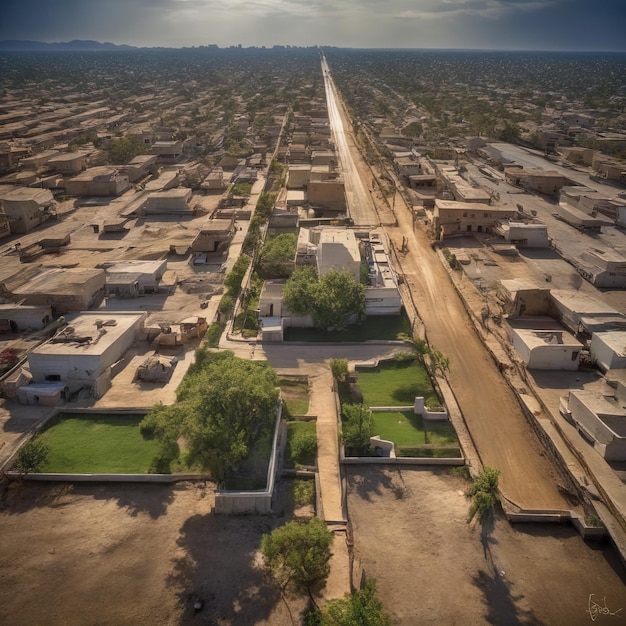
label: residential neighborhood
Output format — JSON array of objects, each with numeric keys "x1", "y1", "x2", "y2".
[{"x1": 1, "y1": 43, "x2": 626, "y2": 625}]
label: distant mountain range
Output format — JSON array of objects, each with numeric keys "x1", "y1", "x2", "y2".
[{"x1": 0, "y1": 40, "x2": 139, "y2": 51}]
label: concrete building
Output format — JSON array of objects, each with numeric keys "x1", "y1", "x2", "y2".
[
  {"x1": 504, "y1": 168, "x2": 566, "y2": 197},
  {"x1": 122, "y1": 154, "x2": 158, "y2": 183},
  {"x1": 433, "y1": 200, "x2": 516, "y2": 239},
  {"x1": 20, "y1": 149, "x2": 60, "y2": 171},
  {"x1": 363, "y1": 231, "x2": 402, "y2": 315},
  {"x1": 0, "y1": 187, "x2": 56, "y2": 233},
  {"x1": 590, "y1": 331, "x2": 626, "y2": 372},
  {"x1": 26, "y1": 311, "x2": 146, "y2": 397},
  {"x1": 592, "y1": 155, "x2": 626, "y2": 185},
  {"x1": 494, "y1": 220, "x2": 549, "y2": 248},
  {"x1": 104, "y1": 260, "x2": 168, "y2": 297},
  {"x1": 498, "y1": 280, "x2": 552, "y2": 318},
  {"x1": 11, "y1": 268, "x2": 105, "y2": 313},
  {"x1": 550, "y1": 289, "x2": 626, "y2": 335},
  {"x1": 151, "y1": 140, "x2": 183, "y2": 162},
  {"x1": 66, "y1": 167, "x2": 129, "y2": 197},
  {"x1": 307, "y1": 179, "x2": 346, "y2": 213},
  {"x1": 47, "y1": 152, "x2": 87, "y2": 174},
  {"x1": 201, "y1": 168, "x2": 227, "y2": 192},
  {"x1": 555, "y1": 203, "x2": 607, "y2": 233},
  {"x1": 563, "y1": 383, "x2": 626, "y2": 461},
  {"x1": 578, "y1": 248, "x2": 626, "y2": 289},
  {"x1": 562, "y1": 147, "x2": 594, "y2": 167},
  {"x1": 0, "y1": 304, "x2": 52, "y2": 332},
  {"x1": 287, "y1": 164, "x2": 311, "y2": 189},
  {"x1": 0, "y1": 213, "x2": 10, "y2": 239},
  {"x1": 191, "y1": 216, "x2": 236, "y2": 256},
  {"x1": 143, "y1": 188, "x2": 193, "y2": 215},
  {"x1": 296, "y1": 227, "x2": 360, "y2": 280},
  {"x1": 507, "y1": 317, "x2": 583, "y2": 370}
]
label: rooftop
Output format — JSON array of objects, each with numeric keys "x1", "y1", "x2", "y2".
[{"x1": 14, "y1": 268, "x2": 104, "y2": 296}]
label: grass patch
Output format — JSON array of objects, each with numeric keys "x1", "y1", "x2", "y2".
[
  {"x1": 284, "y1": 313, "x2": 411, "y2": 342},
  {"x1": 39, "y1": 413, "x2": 159, "y2": 474},
  {"x1": 279, "y1": 377, "x2": 309, "y2": 417},
  {"x1": 284, "y1": 421, "x2": 317, "y2": 468},
  {"x1": 356, "y1": 359, "x2": 438, "y2": 407},
  {"x1": 371, "y1": 411, "x2": 458, "y2": 448},
  {"x1": 204, "y1": 322, "x2": 224, "y2": 348},
  {"x1": 293, "y1": 479, "x2": 315, "y2": 506}
]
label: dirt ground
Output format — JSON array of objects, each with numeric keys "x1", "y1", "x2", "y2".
[
  {"x1": 0, "y1": 479, "x2": 312, "y2": 626},
  {"x1": 346, "y1": 466, "x2": 626, "y2": 626}
]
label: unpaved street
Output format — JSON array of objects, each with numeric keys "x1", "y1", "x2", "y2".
[{"x1": 323, "y1": 59, "x2": 569, "y2": 511}]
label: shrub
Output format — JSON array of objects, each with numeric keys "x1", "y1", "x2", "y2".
[
  {"x1": 294, "y1": 479, "x2": 315, "y2": 505},
  {"x1": 14, "y1": 438, "x2": 49, "y2": 474},
  {"x1": 291, "y1": 429, "x2": 317, "y2": 465}
]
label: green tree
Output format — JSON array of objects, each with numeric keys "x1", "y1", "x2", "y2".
[
  {"x1": 141, "y1": 351, "x2": 279, "y2": 482},
  {"x1": 224, "y1": 255, "x2": 251, "y2": 295},
  {"x1": 255, "y1": 192, "x2": 277, "y2": 219},
  {"x1": 261, "y1": 517, "x2": 333, "y2": 594},
  {"x1": 467, "y1": 466, "x2": 500, "y2": 524},
  {"x1": 308, "y1": 579, "x2": 392, "y2": 626},
  {"x1": 14, "y1": 438, "x2": 49, "y2": 474},
  {"x1": 290, "y1": 429, "x2": 317, "y2": 465},
  {"x1": 341, "y1": 404, "x2": 372, "y2": 454},
  {"x1": 107, "y1": 134, "x2": 149, "y2": 164},
  {"x1": 257, "y1": 233, "x2": 297, "y2": 278},
  {"x1": 283, "y1": 267, "x2": 365, "y2": 331},
  {"x1": 330, "y1": 358, "x2": 349, "y2": 383}
]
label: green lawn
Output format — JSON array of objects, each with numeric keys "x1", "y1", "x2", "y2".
[
  {"x1": 39, "y1": 414, "x2": 159, "y2": 474},
  {"x1": 284, "y1": 313, "x2": 411, "y2": 342},
  {"x1": 370, "y1": 411, "x2": 460, "y2": 458},
  {"x1": 356, "y1": 359, "x2": 439, "y2": 407},
  {"x1": 279, "y1": 377, "x2": 309, "y2": 417}
]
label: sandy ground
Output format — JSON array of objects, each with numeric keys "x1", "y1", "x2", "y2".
[
  {"x1": 347, "y1": 466, "x2": 626, "y2": 626},
  {"x1": 0, "y1": 479, "x2": 311, "y2": 626}
]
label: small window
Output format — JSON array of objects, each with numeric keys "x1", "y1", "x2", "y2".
[
  {"x1": 46, "y1": 374, "x2": 61, "y2": 381},
  {"x1": 571, "y1": 351, "x2": 579, "y2": 362}
]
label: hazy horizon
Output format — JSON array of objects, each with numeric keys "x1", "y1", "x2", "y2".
[{"x1": 1, "y1": 0, "x2": 625, "y2": 53}]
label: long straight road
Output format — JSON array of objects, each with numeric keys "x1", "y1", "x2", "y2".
[
  {"x1": 322, "y1": 56, "x2": 379, "y2": 226},
  {"x1": 322, "y1": 59, "x2": 569, "y2": 511}
]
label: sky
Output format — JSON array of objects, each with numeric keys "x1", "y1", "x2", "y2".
[{"x1": 1, "y1": 0, "x2": 625, "y2": 51}]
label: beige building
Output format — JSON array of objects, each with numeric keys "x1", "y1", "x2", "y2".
[
  {"x1": 143, "y1": 188, "x2": 193, "y2": 215},
  {"x1": 191, "y1": 216, "x2": 236, "y2": 255},
  {"x1": 47, "y1": 151, "x2": 88, "y2": 174},
  {"x1": 122, "y1": 154, "x2": 158, "y2": 182},
  {"x1": 66, "y1": 167, "x2": 129, "y2": 196},
  {"x1": 307, "y1": 179, "x2": 346, "y2": 212},
  {"x1": 433, "y1": 200, "x2": 516, "y2": 239},
  {"x1": 0, "y1": 187, "x2": 56, "y2": 233},
  {"x1": 11, "y1": 268, "x2": 105, "y2": 313},
  {"x1": 504, "y1": 168, "x2": 566, "y2": 197}
]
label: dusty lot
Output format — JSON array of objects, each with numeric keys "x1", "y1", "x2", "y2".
[
  {"x1": 0, "y1": 480, "x2": 310, "y2": 626},
  {"x1": 347, "y1": 466, "x2": 626, "y2": 626}
]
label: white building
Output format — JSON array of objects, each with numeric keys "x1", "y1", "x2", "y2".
[
  {"x1": 26, "y1": 311, "x2": 146, "y2": 397},
  {"x1": 0, "y1": 304, "x2": 52, "y2": 332},
  {"x1": 494, "y1": 220, "x2": 549, "y2": 248},
  {"x1": 563, "y1": 384, "x2": 626, "y2": 461},
  {"x1": 590, "y1": 331, "x2": 626, "y2": 372},
  {"x1": 508, "y1": 317, "x2": 583, "y2": 370}
]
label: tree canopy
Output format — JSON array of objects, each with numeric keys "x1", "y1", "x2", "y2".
[
  {"x1": 261, "y1": 517, "x2": 333, "y2": 593},
  {"x1": 257, "y1": 233, "x2": 297, "y2": 278},
  {"x1": 140, "y1": 350, "x2": 279, "y2": 481},
  {"x1": 307, "y1": 579, "x2": 392, "y2": 626},
  {"x1": 283, "y1": 267, "x2": 365, "y2": 331},
  {"x1": 467, "y1": 466, "x2": 500, "y2": 524}
]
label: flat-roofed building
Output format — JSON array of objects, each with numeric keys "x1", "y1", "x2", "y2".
[
  {"x1": 47, "y1": 151, "x2": 88, "y2": 174},
  {"x1": 507, "y1": 317, "x2": 583, "y2": 370},
  {"x1": 66, "y1": 166, "x2": 129, "y2": 196},
  {"x1": 504, "y1": 167, "x2": 566, "y2": 197},
  {"x1": 0, "y1": 187, "x2": 56, "y2": 233},
  {"x1": 11, "y1": 268, "x2": 105, "y2": 313},
  {"x1": 563, "y1": 383, "x2": 626, "y2": 461},
  {"x1": 151, "y1": 140, "x2": 183, "y2": 162},
  {"x1": 591, "y1": 331, "x2": 626, "y2": 372},
  {"x1": 191, "y1": 216, "x2": 236, "y2": 255},
  {"x1": 578, "y1": 248, "x2": 626, "y2": 288},
  {"x1": 104, "y1": 259, "x2": 168, "y2": 297},
  {"x1": 0, "y1": 303, "x2": 52, "y2": 332},
  {"x1": 433, "y1": 199, "x2": 516, "y2": 239},
  {"x1": 494, "y1": 220, "x2": 549, "y2": 248},
  {"x1": 26, "y1": 311, "x2": 146, "y2": 397},
  {"x1": 143, "y1": 188, "x2": 193, "y2": 215},
  {"x1": 121, "y1": 154, "x2": 158, "y2": 182}
]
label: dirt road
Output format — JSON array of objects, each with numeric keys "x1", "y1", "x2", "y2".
[{"x1": 322, "y1": 61, "x2": 568, "y2": 511}]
